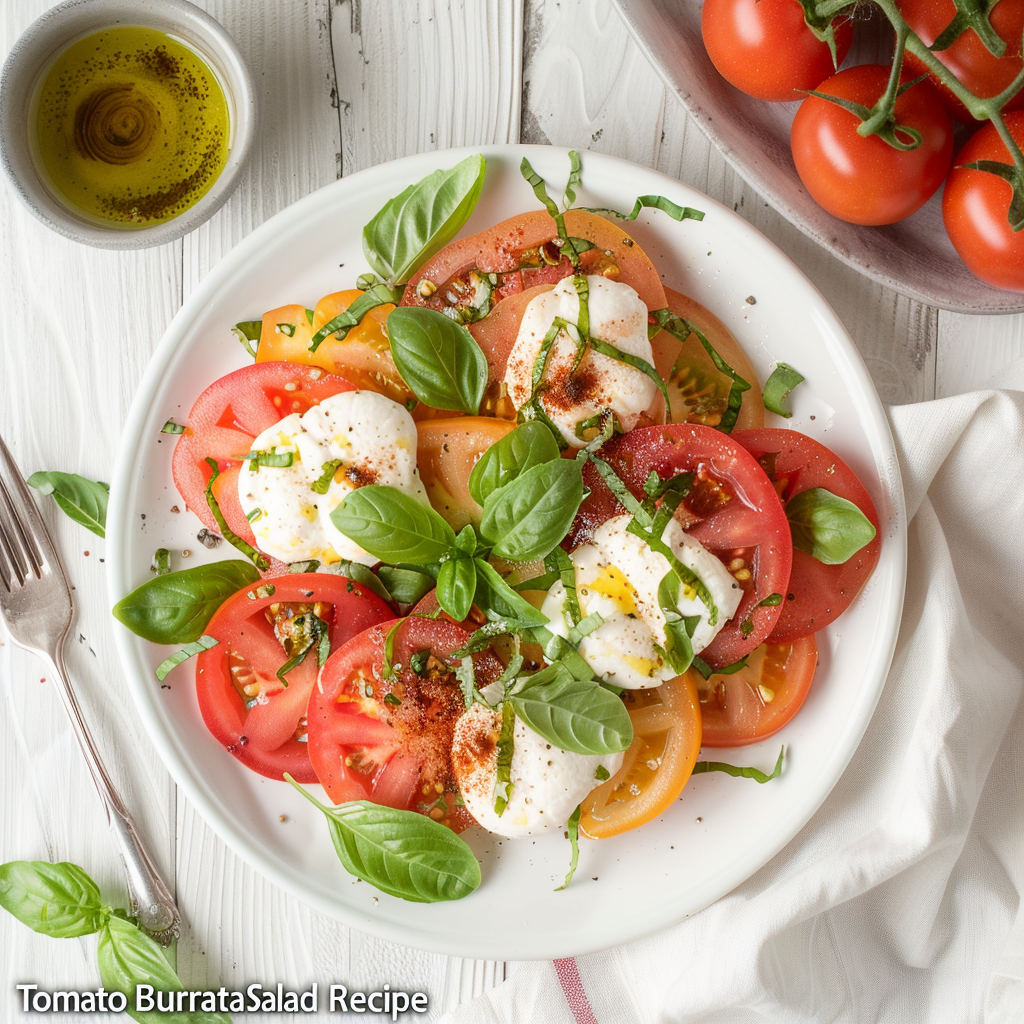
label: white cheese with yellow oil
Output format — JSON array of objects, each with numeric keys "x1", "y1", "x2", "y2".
[{"x1": 237, "y1": 389, "x2": 428, "y2": 564}]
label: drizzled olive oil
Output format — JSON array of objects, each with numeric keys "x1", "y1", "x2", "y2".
[{"x1": 33, "y1": 26, "x2": 229, "y2": 227}]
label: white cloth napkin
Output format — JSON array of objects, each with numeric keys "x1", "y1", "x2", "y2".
[{"x1": 440, "y1": 363, "x2": 1024, "y2": 1024}]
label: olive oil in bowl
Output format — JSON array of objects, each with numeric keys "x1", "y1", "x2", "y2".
[{"x1": 33, "y1": 25, "x2": 230, "y2": 227}]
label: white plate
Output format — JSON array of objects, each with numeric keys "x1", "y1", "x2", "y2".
[
  {"x1": 108, "y1": 145, "x2": 907, "y2": 960},
  {"x1": 612, "y1": 0, "x2": 1024, "y2": 315}
]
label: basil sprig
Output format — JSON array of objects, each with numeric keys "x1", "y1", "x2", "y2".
[
  {"x1": 0, "y1": 860, "x2": 229, "y2": 1022},
  {"x1": 479, "y1": 459, "x2": 585, "y2": 562},
  {"x1": 385, "y1": 307, "x2": 488, "y2": 413},
  {"x1": 27, "y1": 471, "x2": 108, "y2": 538},
  {"x1": 763, "y1": 363, "x2": 805, "y2": 418},
  {"x1": 363, "y1": 153, "x2": 486, "y2": 287},
  {"x1": 785, "y1": 488, "x2": 877, "y2": 565},
  {"x1": 113, "y1": 561, "x2": 261, "y2": 644},
  {"x1": 468, "y1": 421, "x2": 560, "y2": 505},
  {"x1": 285, "y1": 779, "x2": 481, "y2": 902}
]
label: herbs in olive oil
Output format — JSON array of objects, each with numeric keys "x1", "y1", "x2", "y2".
[{"x1": 33, "y1": 26, "x2": 230, "y2": 227}]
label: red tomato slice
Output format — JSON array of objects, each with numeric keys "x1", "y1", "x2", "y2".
[
  {"x1": 571, "y1": 423, "x2": 792, "y2": 669},
  {"x1": 732, "y1": 428, "x2": 881, "y2": 642},
  {"x1": 171, "y1": 362, "x2": 353, "y2": 549},
  {"x1": 401, "y1": 208, "x2": 667, "y2": 323},
  {"x1": 307, "y1": 614, "x2": 504, "y2": 831},
  {"x1": 694, "y1": 635, "x2": 818, "y2": 747},
  {"x1": 195, "y1": 573, "x2": 392, "y2": 780}
]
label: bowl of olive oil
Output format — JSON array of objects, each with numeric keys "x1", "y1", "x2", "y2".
[{"x1": 0, "y1": 0, "x2": 255, "y2": 248}]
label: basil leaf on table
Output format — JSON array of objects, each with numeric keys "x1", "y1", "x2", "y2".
[
  {"x1": 27, "y1": 471, "x2": 108, "y2": 538},
  {"x1": 385, "y1": 307, "x2": 488, "y2": 414},
  {"x1": 330, "y1": 485, "x2": 456, "y2": 564},
  {"x1": 511, "y1": 668, "x2": 633, "y2": 755},
  {"x1": 479, "y1": 458, "x2": 585, "y2": 562},
  {"x1": 437, "y1": 555, "x2": 477, "y2": 622},
  {"x1": 0, "y1": 861, "x2": 109, "y2": 938},
  {"x1": 98, "y1": 914, "x2": 231, "y2": 1024},
  {"x1": 112, "y1": 561, "x2": 261, "y2": 644},
  {"x1": 785, "y1": 487, "x2": 877, "y2": 565},
  {"x1": 468, "y1": 421, "x2": 560, "y2": 505},
  {"x1": 362, "y1": 153, "x2": 486, "y2": 286},
  {"x1": 286, "y1": 780, "x2": 481, "y2": 903}
]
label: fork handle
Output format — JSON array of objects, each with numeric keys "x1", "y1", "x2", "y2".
[{"x1": 43, "y1": 644, "x2": 180, "y2": 942}]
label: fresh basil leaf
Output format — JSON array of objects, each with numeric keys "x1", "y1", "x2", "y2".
[
  {"x1": 511, "y1": 670, "x2": 633, "y2": 755},
  {"x1": 113, "y1": 561, "x2": 261, "y2": 644},
  {"x1": 0, "y1": 861, "x2": 109, "y2": 937},
  {"x1": 27, "y1": 471, "x2": 108, "y2": 538},
  {"x1": 480, "y1": 459, "x2": 585, "y2": 562},
  {"x1": 385, "y1": 307, "x2": 487, "y2": 414},
  {"x1": 454, "y1": 524, "x2": 478, "y2": 555},
  {"x1": 456, "y1": 656, "x2": 477, "y2": 710},
  {"x1": 556, "y1": 805, "x2": 582, "y2": 891},
  {"x1": 469, "y1": 422, "x2": 560, "y2": 505},
  {"x1": 308, "y1": 284, "x2": 402, "y2": 354},
  {"x1": 330, "y1": 485, "x2": 456, "y2": 564},
  {"x1": 155, "y1": 636, "x2": 218, "y2": 681},
  {"x1": 98, "y1": 914, "x2": 231, "y2": 1024},
  {"x1": 363, "y1": 153, "x2": 486, "y2": 286},
  {"x1": 377, "y1": 566, "x2": 435, "y2": 606},
  {"x1": 763, "y1": 363, "x2": 805, "y2": 418},
  {"x1": 473, "y1": 558, "x2": 548, "y2": 626},
  {"x1": 437, "y1": 556, "x2": 477, "y2": 621},
  {"x1": 657, "y1": 572, "x2": 698, "y2": 675},
  {"x1": 286, "y1": 780, "x2": 481, "y2": 902},
  {"x1": 232, "y1": 320, "x2": 262, "y2": 359},
  {"x1": 786, "y1": 487, "x2": 876, "y2": 565},
  {"x1": 692, "y1": 746, "x2": 785, "y2": 783}
]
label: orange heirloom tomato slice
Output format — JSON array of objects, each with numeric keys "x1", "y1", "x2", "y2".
[
  {"x1": 580, "y1": 673, "x2": 702, "y2": 839},
  {"x1": 256, "y1": 291, "x2": 430, "y2": 412},
  {"x1": 416, "y1": 417, "x2": 516, "y2": 530}
]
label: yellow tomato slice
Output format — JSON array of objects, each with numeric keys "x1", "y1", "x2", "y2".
[
  {"x1": 579, "y1": 673, "x2": 702, "y2": 839},
  {"x1": 416, "y1": 417, "x2": 515, "y2": 530}
]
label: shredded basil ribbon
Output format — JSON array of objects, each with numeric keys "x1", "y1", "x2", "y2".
[
  {"x1": 692, "y1": 746, "x2": 785, "y2": 784},
  {"x1": 275, "y1": 612, "x2": 331, "y2": 688},
  {"x1": 556, "y1": 804, "x2": 582, "y2": 891},
  {"x1": 580, "y1": 195, "x2": 705, "y2": 223},
  {"x1": 762, "y1": 363, "x2": 805, "y2": 418},
  {"x1": 155, "y1": 635, "x2": 218, "y2": 681},
  {"x1": 307, "y1": 284, "x2": 402, "y2": 354},
  {"x1": 493, "y1": 702, "x2": 516, "y2": 816},
  {"x1": 204, "y1": 457, "x2": 269, "y2": 571},
  {"x1": 650, "y1": 307, "x2": 750, "y2": 434},
  {"x1": 520, "y1": 157, "x2": 582, "y2": 267}
]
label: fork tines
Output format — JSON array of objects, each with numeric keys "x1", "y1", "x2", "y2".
[{"x1": 0, "y1": 434, "x2": 48, "y2": 592}]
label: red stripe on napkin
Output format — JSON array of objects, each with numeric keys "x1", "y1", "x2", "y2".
[{"x1": 554, "y1": 958, "x2": 599, "y2": 1024}]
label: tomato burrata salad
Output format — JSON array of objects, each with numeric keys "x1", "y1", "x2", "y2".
[{"x1": 115, "y1": 153, "x2": 881, "y2": 899}]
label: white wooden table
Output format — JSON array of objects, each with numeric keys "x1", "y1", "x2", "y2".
[{"x1": 2, "y1": 1, "x2": 1022, "y2": 1019}]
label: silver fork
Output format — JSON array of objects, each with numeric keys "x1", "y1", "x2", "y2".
[{"x1": 0, "y1": 432, "x2": 180, "y2": 945}]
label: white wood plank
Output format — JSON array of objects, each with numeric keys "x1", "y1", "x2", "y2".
[
  {"x1": 522, "y1": 0, "x2": 938, "y2": 406},
  {"x1": 934, "y1": 313, "x2": 1024, "y2": 398},
  {"x1": 333, "y1": 0, "x2": 523, "y2": 175}
]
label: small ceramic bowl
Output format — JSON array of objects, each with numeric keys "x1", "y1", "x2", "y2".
[{"x1": 0, "y1": 0, "x2": 256, "y2": 248}]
